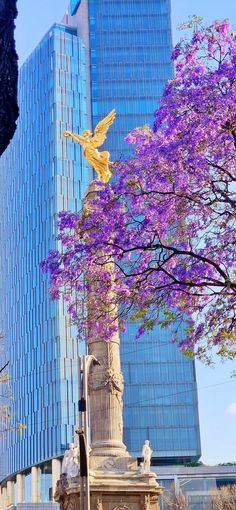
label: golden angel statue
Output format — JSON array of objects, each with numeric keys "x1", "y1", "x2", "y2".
[{"x1": 64, "y1": 109, "x2": 116, "y2": 183}]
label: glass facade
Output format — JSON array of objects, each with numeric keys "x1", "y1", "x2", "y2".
[
  {"x1": 70, "y1": 0, "x2": 81, "y2": 16},
  {"x1": 121, "y1": 325, "x2": 200, "y2": 462},
  {"x1": 0, "y1": 0, "x2": 200, "y2": 490},
  {"x1": 157, "y1": 466, "x2": 236, "y2": 510},
  {"x1": 40, "y1": 463, "x2": 52, "y2": 502},
  {"x1": 87, "y1": 0, "x2": 173, "y2": 158},
  {"x1": 0, "y1": 24, "x2": 91, "y2": 477}
]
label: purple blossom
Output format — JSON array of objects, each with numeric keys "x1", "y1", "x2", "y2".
[{"x1": 171, "y1": 43, "x2": 182, "y2": 61}]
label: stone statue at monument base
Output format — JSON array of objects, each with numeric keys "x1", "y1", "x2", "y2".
[
  {"x1": 141, "y1": 440, "x2": 153, "y2": 474},
  {"x1": 62, "y1": 443, "x2": 80, "y2": 477}
]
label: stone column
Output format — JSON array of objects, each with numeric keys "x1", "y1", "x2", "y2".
[
  {"x1": 16, "y1": 473, "x2": 24, "y2": 503},
  {"x1": 52, "y1": 459, "x2": 61, "y2": 501},
  {"x1": 84, "y1": 181, "x2": 128, "y2": 458},
  {"x1": 31, "y1": 466, "x2": 39, "y2": 503},
  {"x1": 6, "y1": 481, "x2": 14, "y2": 507},
  {"x1": 2, "y1": 487, "x2": 7, "y2": 510},
  {"x1": 88, "y1": 335, "x2": 128, "y2": 457},
  {"x1": 0, "y1": 489, "x2": 3, "y2": 510}
]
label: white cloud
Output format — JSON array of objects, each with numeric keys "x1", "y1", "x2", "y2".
[{"x1": 227, "y1": 403, "x2": 236, "y2": 415}]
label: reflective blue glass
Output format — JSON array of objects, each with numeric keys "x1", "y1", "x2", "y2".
[
  {"x1": 70, "y1": 0, "x2": 81, "y2": 16},
  {"x1": 0, "y1": 23, "x2": 90, "y2": 476},
  {"x1": 88, "y1": 0, "x2": 173, "y2": 159},
  {"x1": 24, "y1": 472, "x2": 32, "y2": 502},
  {"x1": 121, "y1": 322, "x2": 201, "y2": 462},
  {"x1": 40, "y1": 462, "x2": 52, "y2": 502}
]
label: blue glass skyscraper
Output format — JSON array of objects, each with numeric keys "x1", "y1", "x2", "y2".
[
  {"x1": 0, "y1": 22, "x2": 91, "y2": 501},
  {"x1": 65, "y1": 0, "x2": 174, "y2": 159},
  {"x1": 0, "y1": 1, "x2": 200, "y2": 505}
]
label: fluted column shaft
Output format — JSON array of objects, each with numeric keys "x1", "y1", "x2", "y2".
[{"x1": 84, "y1": 181, "x2": 128, "y2": 457}]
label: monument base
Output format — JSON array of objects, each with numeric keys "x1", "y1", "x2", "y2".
[{"x1": 55, "y1": 465, "x2": 163, "y2": 510}]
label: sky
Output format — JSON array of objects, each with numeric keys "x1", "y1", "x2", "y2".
[{"x1": 14, "y1": 1, "x2": 236, "y2": 466}]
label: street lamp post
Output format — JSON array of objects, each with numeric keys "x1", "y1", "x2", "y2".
[{"x1": 77, "y1": 354, "x2": 100, "y2": 510}]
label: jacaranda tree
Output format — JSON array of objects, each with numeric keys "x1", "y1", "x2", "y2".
[{"x1": 42, "y1": 19, "x2": 236, "y2": 361}]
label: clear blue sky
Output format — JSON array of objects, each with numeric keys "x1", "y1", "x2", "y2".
[{"x1": 14, "y1": 0, "x2": 236, "y2": 465}]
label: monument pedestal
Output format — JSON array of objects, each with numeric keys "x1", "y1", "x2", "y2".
[{"x1": 55, "y1": 464, "x2": 163, "y2": 510}]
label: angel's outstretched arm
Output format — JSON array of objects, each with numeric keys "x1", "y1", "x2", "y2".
[{"x1": 64, "y1": 131, "x2": 84, "y2": 145}]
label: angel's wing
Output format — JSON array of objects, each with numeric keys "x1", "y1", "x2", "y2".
[
  {"x1": 91, "y1": 109, "x2": 116, "y2": 148},
  {"x1": 64, "y1": 131, "x2": 84, "y2": 145}
]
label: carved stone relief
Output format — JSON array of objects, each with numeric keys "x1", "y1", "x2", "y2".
[
  {"x1": 64, "y1": 494, "x2": 79, "y2": 510},
  {"x1": 113, "y1": 505, "x2": 131, "y2": 510},
  {"x1": 54, "y1": 474, "x2": 69, "y2": 501},
  {"x1": 89, "y1": 342, "x2": 124, "y2": 396},
  {"x1": 141, "y1": 494, "x2": 150, "y2": 510},
  {"x1": 96, "y1": 497, "x2": 103, "y2": 510}
]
